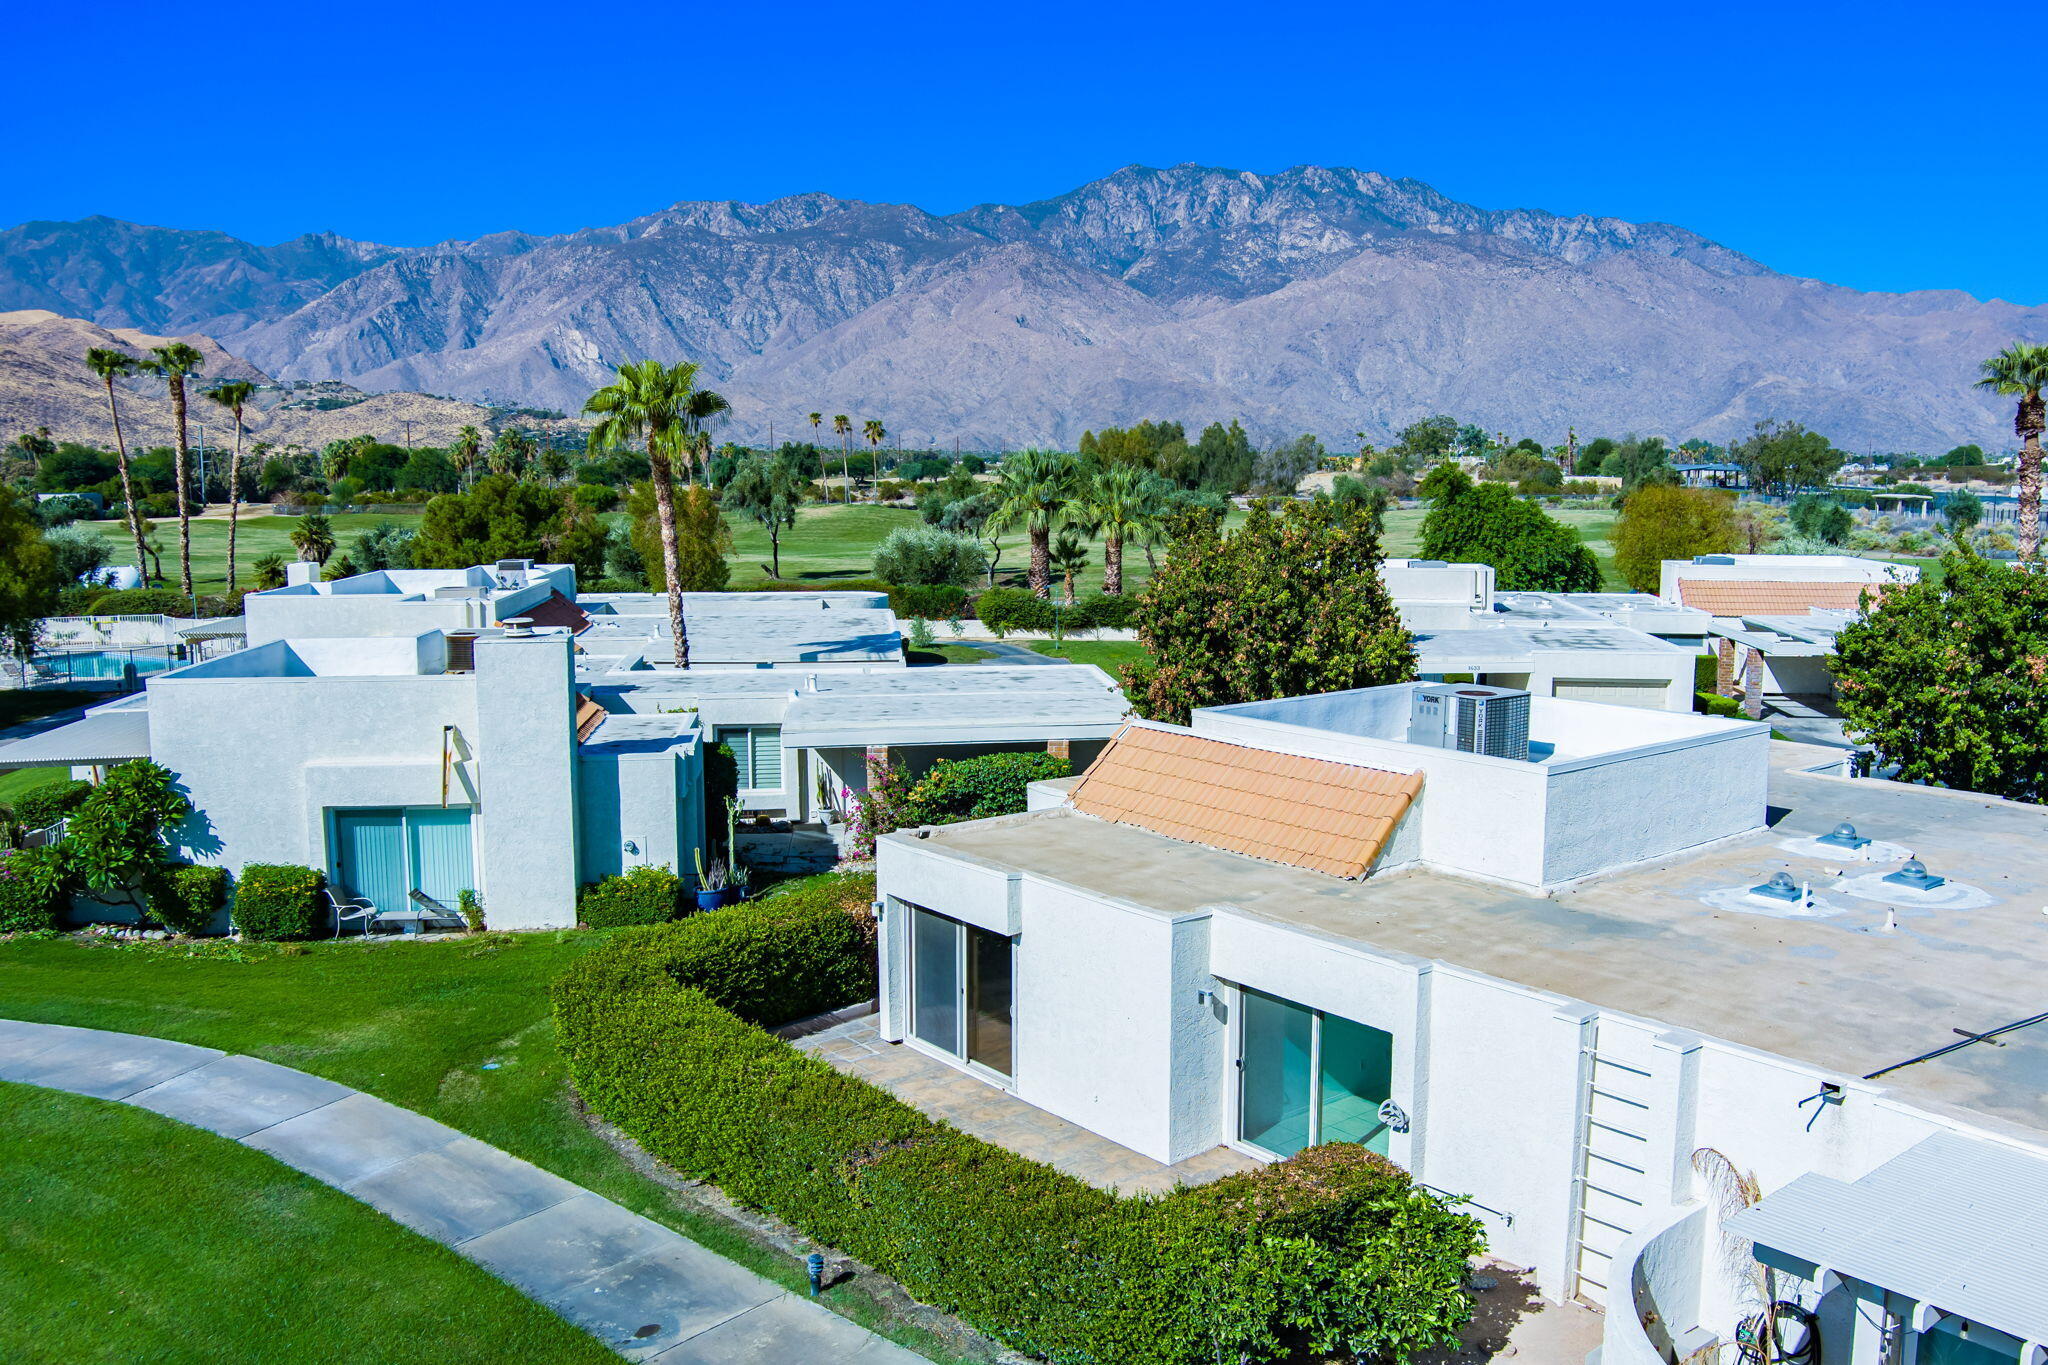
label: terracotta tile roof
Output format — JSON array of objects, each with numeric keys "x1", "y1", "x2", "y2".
[
  {"x1": 574, "y1": 693, "x2": 608, "y2": 743},
  {"x1": 1676, "y1": 579, "x2": 1876, "y2": 618},
  {"x1": 1067, "y1": 723, "x2": 1423, "y2": 879}
]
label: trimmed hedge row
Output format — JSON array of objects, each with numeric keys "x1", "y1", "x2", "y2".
[
  {"x1": 555, "y1": 872, "x2": 1482, "y2": 1364},
  {"x1": 578, "y1": 865, "x2": 685, "y2": 929},
  {"x1": 12, "y1": 780, "x2": 93, "y2": 831},
  {"x1": 974, "y1": 588, "x2": 1138, "y2": 635},
  {"x1": 234, "y1": 863, "x2": 325, "y2": 941}
]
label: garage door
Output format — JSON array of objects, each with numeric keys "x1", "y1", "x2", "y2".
[{"x1": 1552, "y1": 679, "x2": 1669, "y2": 710}]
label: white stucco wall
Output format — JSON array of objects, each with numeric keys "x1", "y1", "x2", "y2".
[{"x1": 472, "y1": 635, "x2": 580, "y2": 928}]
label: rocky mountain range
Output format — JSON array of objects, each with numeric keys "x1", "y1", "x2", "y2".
[{"x1": 6, "y1": 164, "x2": 2045, "y2": 453}]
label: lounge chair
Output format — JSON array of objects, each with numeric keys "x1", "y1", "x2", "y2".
[{"x1": 323, "y1": 889, "x2": 378, "y2": 939}]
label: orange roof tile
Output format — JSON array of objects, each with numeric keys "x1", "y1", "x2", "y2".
[
  {"x1": 574, "y1": 693, "x2": 608, "y2": 743},
  {"x1": 1676, "y1": 579, "x2": 1878, "y2": 617},
  {"x1": 1067, "y1": 723, "x2": 1423, "y2": 880}
]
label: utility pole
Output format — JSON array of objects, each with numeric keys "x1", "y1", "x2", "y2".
[{"x1": 403, "y1": 418, "x2": 413, "y2": 452}]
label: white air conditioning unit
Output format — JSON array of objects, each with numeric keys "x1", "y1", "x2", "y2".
[
  {"x1": 493, "y1": 559, "x2": 532, "y2": 590},
  {"x1": 1408, "y1": 684, "x2": 1532, "y2": 761}
]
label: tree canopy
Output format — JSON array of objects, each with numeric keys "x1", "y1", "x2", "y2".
[
  {"x1": 1418, "y1": 466, "x2": 1601, "y2": 591},
  {"x1": 1611, "y1": 486, "x2": 1737, "y2": 593},
  {"x1": 628, "y1": 482, "x2": 729, "y2": 592},
  {"x1": 1834, "y1": 549, "x2": 2048, "y2": 802},
  {"x1": 1732, "y1": 420, "x2": 1845, "y2": 496},
  {"x1": 0, "y1": 488, "x2": 64, "y2": 663},
  {"x1": 1124, "y1": 497, "x2": 1415, "y2": 724},
  {"x1": 720, "y1": 452, "x2": 809, "y2": 579},
  {"x1": 412, "y1": 474, "x2": 606, "y2": 580}
]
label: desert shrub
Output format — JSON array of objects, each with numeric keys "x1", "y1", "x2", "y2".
[
  {"x1": 12, "y1": 780, "x2": 94, "y2": 831},
  {"x1": 578, "y1": 864, "x2": 683, "y2": 929},
  {"x1": 974, "y1": 587, "x2": 1054, "y2": 636},
  {"x1": 85, "y1": 587, "x2": 198, "y2": 616},
  {"x1": 905, "y1": 751, "x2": 1069, "y2": 824},
  {"x1": 151, "y1": 863, "x2": 229, "y2": 935},
  {"x1": 553, "y1": 867, "x2": 1482, "y2": 1365},
  {"x1": 872, "y1": 526, "x2": 985, "y2": 588},
  {"x1": 0, "y1": 847, "x2": 66, "y2": 933},
  {"x1": 232, "y1": 863, "x2": 325, "y2": 940},
  {"x1": 891, "y1": 583, "x2": 969, "y2": 620}
]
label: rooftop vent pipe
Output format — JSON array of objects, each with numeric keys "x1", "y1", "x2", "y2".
[{"x1": 501, "y1": 618, "x2": 534, "y2": 639}]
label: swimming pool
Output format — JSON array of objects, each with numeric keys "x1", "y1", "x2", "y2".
[{"x1": 37, "y1": 651, "x2": 177, "y2": 681}]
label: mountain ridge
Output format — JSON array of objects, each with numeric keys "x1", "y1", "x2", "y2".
[{"x1": 5, "y1": 164, "x2": 2044, "y2": 452}]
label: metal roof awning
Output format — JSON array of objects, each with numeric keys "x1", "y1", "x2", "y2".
[
  {"x1": 0, "y1": 710, "x2": 152, "y2": 767},
  {"x1": 1724, "y1": 1133, "x2": 2048, "y2": 1344},
  {"x1": 176, "y1": 616, "x2": 246, "y2": 640}
]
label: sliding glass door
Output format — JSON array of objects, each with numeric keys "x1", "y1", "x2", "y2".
[
  {"x1": 332, "y1": 807, "x2": 476, "y2": 913},
  {"x1": 1238, "y1": 987, "x2": 1394, "y2": 1158},
  {"x1": 907, "y1": 903, "x2": 1014, "y2": 1080}
]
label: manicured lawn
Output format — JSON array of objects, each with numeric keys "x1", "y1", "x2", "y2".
[
  {"x1": 0, "y1": 931, "x2": 968, "y2": 1363},
  {"x1": 73, "y1": 511, "x2": 424, "y2": 597},
  {"x1": 0, "y1": 767, "x2": 66, "y2": 807},
  {"x1": 0, "y1": 1081, "x2": 613, "y2": 1365},
  {"x1": 1381, "y1": 505, "x2": 1627, "y2": 591},
  {"x1": 907, "y1": 643, "x2": 995, "y2": 666},
  {"x1": 1028, "y1": 640, "x2": 1152, "y2": 673}
]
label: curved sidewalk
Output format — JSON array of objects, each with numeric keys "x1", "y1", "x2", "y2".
[{"x1": 0, "y1": 1018, "x2": 922, "y2": 1363}]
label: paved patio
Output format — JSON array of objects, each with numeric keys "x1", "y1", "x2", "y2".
[{"x1": 789, "y1": 1013, "x2": 1260, "y2": 1195}]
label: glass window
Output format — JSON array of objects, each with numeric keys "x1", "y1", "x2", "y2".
[
  {"x1": 717, "y1": 726, "x2": 783, "y2": 790},
  {"x1": 907, "y1": 905, "x2": 1014, "y2": 1080},
  {"x1": 1238, "y1": 989, "x2": 1394, "y2": 1157},
  {"x1": 965, "y1": 924, "x2": 1013, "y2": 1077},
  {"x1": 911, "y1": 906, "x2": 961, "y2": 1054}
]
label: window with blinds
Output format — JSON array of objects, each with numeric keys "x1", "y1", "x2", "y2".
[{"x1": 717, "y1": 726, "x2": 784, "y2": 790}]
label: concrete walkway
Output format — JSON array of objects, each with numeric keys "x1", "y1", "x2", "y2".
[
  {"x1": 0, "y1": 1019, "x2": 924, "y2": 1363},
  {"x1": 962, "y1": 639, "x2": 1064, "y2": 666}
]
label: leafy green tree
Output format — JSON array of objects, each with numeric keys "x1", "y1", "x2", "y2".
[
  {"x1": 83, "y1": 347, "x2": 148, "y2": 573},
  {"x1": 1190, "y1": 419, "x2": 1255, "y2": 492},
  {"x1": 58, "y1": 759, "x2": 193, "y2": 918},
  {"x1": 1576, "y1": 436, "x2": 1618, "y2": 475},
  {"x1": 488, "y1": 427, "x2": 533, "y2": 477},
  {"x1": 1125, "y1": 497, "x2": 1415, "y2": 724},
  {"x1": 989, "y1": 449, "x2": 1085, "y2": 598},
  {"x1": 721, "y1": 452, "x2": 809, "y2": 578},
  {"x1": 627, "y1": 482, "x2": 730, "y2": 593},
  {"x1": 1250, "y1": 433, "x2": 1326, "y2": 495},
  {"x1": 139, "y1": 342, "x2": 206, "y2": 593},
  {"x1": 0, "y1": 488, "x2": 64, "y2": 668},
  {"x1": 1418, "y1": 466, "x2": 1601, "y2": 591},
  {"x1": 1600, "y1": 434, "x2": 1678, "y2": 492},
  {"x1": 1975, "y1": 342, "x2": 2048, "y2": 558},
  {"x1": 1327, "y1": 476, "x2": 1390, "y2": 533},
  {"x1": 1392, "y1": 414, "x2": 1458, "y2": 462},
  {"x1": 1079, "y1": 462, "x2": 1170, "y2": 595},
  {"x1": 1944, "y1": 488, "x2": 1984, "y2": 533},
  {"x1": 396, "y1": 448, "x2": 458, "y2": 495},
  {"x1": 1731, "y1": 420, "x2": 1845, "y2": 497},
  {"x1": 1612, "y1": 486, "x2": 1737, "y2": 592},
  {"x1": 1834, "y1": 548, "x2": 2048, "y2": 801},
  {"x1": 411, "y1": 475, "x2": 605, "y2": 580},
  {"x1": 203, "y1": 379, "x2": 257, "y2": 592},
  {"x1": 42, "y1": 525, "x2": 112, "y2": 587},
  {"x1": 1788, "y1": 495, "x2": 1854, "y2": 545},
  {"x1": 872, "y1": 526, "x2": 984, "y2": 587}
]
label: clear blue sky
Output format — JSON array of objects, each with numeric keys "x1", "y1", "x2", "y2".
[{"x1": 11, "y1": 0, "x2": 2038, "y2": 305}]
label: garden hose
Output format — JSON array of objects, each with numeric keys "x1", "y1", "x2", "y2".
[{"x1": 1736, "y1": 1301, "x2": 1821, "y2": 1364}]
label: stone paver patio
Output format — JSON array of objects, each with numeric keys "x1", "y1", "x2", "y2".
[
  {"x1": 0, "y1": 1018, "x2": 924, "y2": 1363},
  {"x1": 789, "y1": 1012, "x2": 1260, "y2": 1195}
]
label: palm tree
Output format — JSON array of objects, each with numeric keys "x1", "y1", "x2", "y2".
[
  {"x1": 1049, "y1": 530, "x2": 1090, "y2": 604},
  {"x1": 584, "y1": 360, "x2": 727, "y2": 667},
  {"x1": 488, "y1": 427, "x2": 532, "y2": 476},
  {"x1": 682, "y1": 385, "x2": 730, "y2": 484},
  {"x1": 988, "y1": 449, "x2": 1085, "y2": 598},
  {"x1": 451, "y1": 425, "x2": 483, "y2": 489},
  {"x1": 1079, "y1": 462, "x2": 1169, "y2": 595},
  {"x1": 289, "y1": 512, "x2": 336, "y2": 565},
  {"x1": 203, "y1": 379, "x2": 256, "y2": 593},
  {"x1": 807, "y1": 411, "x2": 824, "y2": 488},
  {"x1": 141, "y1": 342, "x2": 206, "y2": 594},
  {"x1": 1976, "y1": 342, "x2": 2048, "y2": 559},
  {"x1": 862, "y1": 419, "x2": 886, "y2": 501},
  {"x1": 84, "y1": 347, "x2": 148, "y2": 576},
  {"x1": 832, "y1": 414, "x2": 852, "y2": 501}
]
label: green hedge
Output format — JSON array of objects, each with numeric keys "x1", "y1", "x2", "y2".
[
  {"x1": 0, "y1": 848, "x2": 66, "y2": 933},
  {"x1": 1695, "y1": 691, "x2": 1743, "y2": 719},
  {"x1": 974, "y1": 589, "x2": 1136, "y2": 635},
  {"x1": 891, "y1": 583, "x2": 969, "y2": 620},
  {"x1": 555, "y1": 872, "x2": 1481, "y2": 1364},
  {"x1": 152, "y1": 863, "x2": 228, "y2": 936},
  {"x1": 578, "y1": 865, "x2": 684, "y2": 929},
  {"x1": 12, "y1": 780, "x2": 94, "y2": 831},
  {"x1": 233, "y1": 863, "x2": 324, "y2": 940},
  {"x1": 85, "y1": 587, "x2": 200, "y2": 616},
  {"x1": 905, "y1": 750, "x2": 1068, "y2": 824}
]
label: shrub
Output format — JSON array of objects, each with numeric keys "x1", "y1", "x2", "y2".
[
  {"x1": 891, "y1": 583, "x2": 969, "y2": 620},
  {"x1": 872, "y1": 526, "x2": 985, "y2": 589},
  {"x1": 233, "y1": 863, "x2": 325, "y2": 940},
  {"x1": 1074, "y1": 593, "x2": 1138, "y2": 630},
  {"x1": 974, "y1": 586, "x2": 1054, "y2": 636},
  {"x1": 578, "y1": 864, "x2": 683, "y2": 929},
  {"x1": 905, "y1": 751, "x2": 1069, "y2": 824},
  {"x1": 12, "y1": 779, "x2": 93, "y2": 831},
  {"x1": 1695, "y1": 691, "x2": 1743, "y2": 719},
  {"x1": 458, "y1": 887, "x2": 485, "y2": 933},
  {"x1": 86, "y1": 587, "x2": 198, "y2": 617},
  {"x1": 0, "y1": 847, "x2": 66, "y2": 933},
  {"x1": 151, "y1": 863, "x2": 228, "y2": 935},
  {"x1": 553, "y1": 869, "x2": 1482, "y2": 1365}
]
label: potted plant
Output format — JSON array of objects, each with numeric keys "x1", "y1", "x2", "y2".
[{"x1": 692, "y1": 849, "x2": 730, "y2": 912}]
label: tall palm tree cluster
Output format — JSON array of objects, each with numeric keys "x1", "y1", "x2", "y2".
[
  {"x1": 83, "y1": 341, "x2": 257, "y2": 596},
  {"x1": 1976, "y1": 342, "x2": 2048, "y2": 559},
  {"x1": 583, "y1": 359, "x2": 729, "y2": 667},
  {"x1": 987, "y1": 449, "x2": 1175, "y2": 601},
  {"x1": 798, "y1": 410, "x2": 890, "y2": 501}
]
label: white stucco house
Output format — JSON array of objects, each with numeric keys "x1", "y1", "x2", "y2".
[{"x1": 874, "y1": 682, "x2": 2048, "y2": 1365}]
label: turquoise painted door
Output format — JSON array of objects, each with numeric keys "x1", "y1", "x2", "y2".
[
  {"x1": 333, "y1": 810, "x2": 407, "y2": 913},
  {"x1": 1918, "y1": 1325, "x2": 2017, "y2": 1365},
  {"x1": 407, "y1": 808, "x2": 475, "y2": 905}
]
